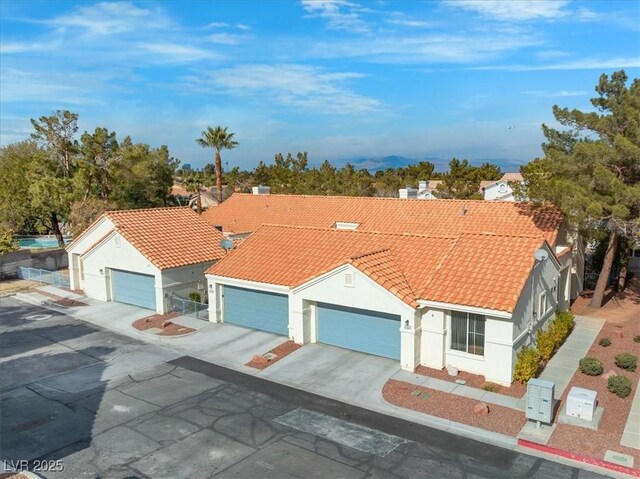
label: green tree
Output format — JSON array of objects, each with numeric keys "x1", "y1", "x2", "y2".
[
  {"x1": 438, "y1": 158, "x2": 483, "y2": 199},
  {"x1": 196, "y1": 126, "x2": 238, "y2": 202},
  {"x1": 519, "y1": 70, "x2": 640, "y2": 308},
  {"x1": 184, "y1": 172, "x2": 205, "y2": 214},
  {"x1": 30, "y1": 110, "x2": 79, "y2": 178},
  {"x1": 0, "y1": 226, "x2": 19, "y2": 254},
  {"x1": 77, "y1": 127, "x2": 119, "y2": 200}
]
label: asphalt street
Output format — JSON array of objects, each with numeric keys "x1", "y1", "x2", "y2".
[{"x1": 0, "y1": 296, "x2": 608, "y2": 478}]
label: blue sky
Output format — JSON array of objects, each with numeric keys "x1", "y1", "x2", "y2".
[{"x1": 1, "y1": 1, "x2": 639, "y2": 171}]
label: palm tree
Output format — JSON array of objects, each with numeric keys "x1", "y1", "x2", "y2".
[
  {"x1": 184, "y1": 173, "x2": 204, "y2": 214},
  {"x1": 196, "y1": 126, "x2": 238, "y2": 202}
]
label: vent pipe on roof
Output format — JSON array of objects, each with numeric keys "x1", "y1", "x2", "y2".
[
  {"x1": 460, "y1": 204, "x2": 467, "y2": 216},
  {"x1": 399, "y1": 187, "x2": 418, "y2": 199},
  {"x1": 252, "y1": 185, "x2": 271, "y2": 195}
]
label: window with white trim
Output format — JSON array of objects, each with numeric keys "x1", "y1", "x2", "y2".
[
  {"x1": 538, "y1": 292, "x2": 548, "y2": 318},
  {"x1": 450, "y1": 311, "x2": 485, "y2": 356}
]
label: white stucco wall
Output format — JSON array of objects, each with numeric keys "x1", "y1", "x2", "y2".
[
  {"x1": 483, "y1": 182, "x2": 514, "y2": 201},
  {"x1": 419, "y1": 306, "x2": 515, "y2": 385},
  {"x1": 292, "y1": 265, "x2": 418, "y2": 371},
  {"x1": 162, "y1": 262, "x2": 213, "y2": 305},
  {"x1": 80, "y1": 232, "x2": 164, "y2": 311},
  {"x1": 67, "y1": 217, "x2": 117, "y2": 291}
]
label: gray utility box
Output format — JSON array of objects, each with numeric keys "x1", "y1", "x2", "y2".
[{"x1": 526, "y1": 378, "x2": 555, "y2": 424}]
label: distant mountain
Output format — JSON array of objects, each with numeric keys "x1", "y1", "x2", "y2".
[{"x1": 336, "y1": 155, "x2": 524, "y2": 173}]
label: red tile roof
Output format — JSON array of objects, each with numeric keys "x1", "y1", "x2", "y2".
[
  {"x1": 207, "y1": 224, "x2": 549, "y2": 313},
  {"x1": 202, "y1": 193, "x2": 563, "y2": 245},
  {"x1": 71, "y1": 207, "x2": 226, "y2": 270}
]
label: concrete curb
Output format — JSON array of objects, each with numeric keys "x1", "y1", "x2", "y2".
[{"x1": 518, "y1": 439, "x2": 640, "y2": 478}]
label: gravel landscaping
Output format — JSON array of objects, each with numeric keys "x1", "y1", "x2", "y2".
[
  {"x1": 132, "y1": 313, "x2": 196, "y2": 336},
  {"x1": 36, "y1": 289, "x2": 87, "y2": 307},
  {"x1": 246, "y1": 340, "x2": 301, "y2": 370},
  {"x1": 415, "y1": 365, "x2": 527, "y2": 398},
  {"x1": 383, "y1": 379, "x2": 527, "y2": 437},
  {"x1": 547, "y1": 317, "x2": 640, "y2": 465}
]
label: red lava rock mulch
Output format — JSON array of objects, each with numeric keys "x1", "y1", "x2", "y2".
[
  {"x1": 0, "y1": 473, "x2": 31, "y2": 479},
  {"x1": 571, "y1": 277, "x2": 640, "y2": 324},
  {"x1": 415, "y1": 365, "x2": 526, "y2": 398},
  {"x1": 132, "y1": 313, "x2": 195, "y2": 336},
  {"x1": 383, "y1": 379, "x2": 527, "y2": 437},
  {"x1": 547, "y1": 317, "x2": 640, "y2": 466},
  {"x1": 246, "y1": 340, "x2": 302, "y2": 370},
  {"x1": 36, "y1": 289, "x2": 87, "y2": 307}
]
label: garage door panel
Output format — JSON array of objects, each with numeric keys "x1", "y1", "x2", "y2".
[
  {"x1": 318, "y1": 303, "x2": 400, "y2": 360},
  {"x1": 111, "y1": 269, "x2": 156, "y2": 310},
  {"x1": 224, "y1": 286, "x2": 289, "y2": 335}
]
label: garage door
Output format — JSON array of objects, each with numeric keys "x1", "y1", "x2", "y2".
[
  {"x1": 223, "y1": 285, "x2": 289, "y2": 335},
  {"x1": 111, "y1": 269, "x2": 156, "y2": 310},
  {"x1": 317, "y1": 303, "x2": 401, "y2": 360}
]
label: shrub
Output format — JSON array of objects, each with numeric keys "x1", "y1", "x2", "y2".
[
  {"x1": 551, "y1": 311, "x2": 575, "y2": 346},
  {"x1": 615, "y1": 353, "x2": 637, "y2": 372},
  {"x1": 188, "y1": 292, "x2": 202, "y2": 303},
  {"x1": 608, "y1": 375, "x2": 632, "y2": 398},
  {"x1": 481, "y1": 382, "x2": 501, "y2": 392},
  {"x1": 598, "y1": 337, "x2": 612, "y2": 347},
  {"x1": 513, "y1": 346, "x2": 541, "y2": 383},
  {"x1": 634, "y1": 335, "x2": 640, "y2": 343},
  {"x1": 579, "y1": 357, "x2": 604, "y2": 376},
  {"x1": 536, "y1": 326, "x2": 556, "y2": 361}
]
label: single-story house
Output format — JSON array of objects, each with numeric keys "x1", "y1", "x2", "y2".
[
  {"x1": 482, "y1": 173, "x2": 525, "y2": 201},
  {"x1": 203, "y1": 193, "x2": 580, "y2": 384},
  {"x1": 66, "y1": 207, "x2": 226, "y2": 313}
]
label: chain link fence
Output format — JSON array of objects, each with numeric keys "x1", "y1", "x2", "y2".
[
  {"x1": 17, "y1": 267, "x2": 70, "y2": 288},
  {"x1": 169, "y1": 294, "x2": 208, "y2": 320}
]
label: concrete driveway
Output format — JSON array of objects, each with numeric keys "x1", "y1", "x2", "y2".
[
  {"x1": 0, "y1": 295, "x2": 606, "y2": 479},
  {"x1": 262, "y1": 343, "x2": 400, "y2": 407}
]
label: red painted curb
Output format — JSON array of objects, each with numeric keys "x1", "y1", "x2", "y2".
[{"x1": 518, "y1": 439, "x2": 640, "y2": 477}]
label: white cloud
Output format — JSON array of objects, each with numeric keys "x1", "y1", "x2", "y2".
[
  {"x1": 301, "y1": 0, "x2": 371, "y2": 33},
  {"x1": 0, "y1": 41, "x2": 58, "y2": 54},
  {"x1": 203, "y1": 21, "x2": 229, "y2": 29},
  {"x1": 47, "y1": 1, "x2": 169, "y2": 35},
  {"x1": 236, "y1": 23, "x2": 252, "y2": 31},
  {"x1": 309, "y1": 31, "x2": 540, "y2": 63},
  {"x1": 185, "y1": 64, "x2": 380, "y2": 114},
  {"x1": 471, "y1": 57, "x2": 640, "y2": 71},
  {"x1": 139, "y1": 42, "x2": 217, "y2": 64},
  {"x1": 206, "y1": 33, "x2": 249, "y2": 45},
  {"x1": 524, "y1": 90, "x2": 587, "y2": 97},
  {"x1": 0, "y1": 68, "x2": 101, "y2": 105},
  {"x1": 443, "y1": 0, "x2": 570, "y2": 22}
]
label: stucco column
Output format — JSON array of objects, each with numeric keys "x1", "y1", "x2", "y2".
[
  {"x1": 206, "y1": 277, "x2": 220, "y2": 323},
  {"x1": 420, "y1": 308, "x2": 446, "y2": 369},
  {"x1": 288, "y1": 295, "x2": 304, "y2": 344},
  {"x1": 400, "y1": 312, "x2": 418, "y2": 371}
]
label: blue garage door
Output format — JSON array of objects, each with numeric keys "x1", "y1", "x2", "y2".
[
  {"x1": 317, "y1": 303, "x2": 401, "y2": 360},
  {"x1": 223, "y1": 285, "x2": 289, "y2": 335},
  {"x1": 111, "y1": 269, "x2": 156, "y2": 310}
]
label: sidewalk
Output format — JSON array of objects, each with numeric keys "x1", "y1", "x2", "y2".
[
  {"x1": 537, "y1": 315, "x2": 605, "y2": 399},
  {"x1": 391, "y1": 370, "x2": 526, "y2": 411}
]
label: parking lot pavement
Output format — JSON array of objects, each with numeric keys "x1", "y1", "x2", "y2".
[{"x1": 0, "y1": 297, "x2": 608, "y2": 478}]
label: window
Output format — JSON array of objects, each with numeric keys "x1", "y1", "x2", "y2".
[
  {"x1": 450, "y1": 311, "x2": 485, "y2": 356},
  {"x1": 538, "y1": 292, "x2": 548, "y2": 318}
]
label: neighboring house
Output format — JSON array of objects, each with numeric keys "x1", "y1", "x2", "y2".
[
  {"x1": 482, "y1": 173, "x2": 525, "y2": 201},
  {"x1": 66, "y1": 207, "x2": 226, "y2": 313},
  {"x1": 203, "y1": 192, "x2": 579, "y2": 384},
  {"x1": 189, "y1": 190, "x2": 219, "y2": 210},
  {"x1": 170, "y1": 184, "x2": 191, "y2": 206},
  {"x1": 399, "y1": 180, "x2": 441, "y2": 199}
]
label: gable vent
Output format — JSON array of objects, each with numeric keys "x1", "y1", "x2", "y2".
[
  {"x1": 344, "y1": 272, "x2": 355, "y2": 287},
  {"x1": 114, "y1": 235, "x2": 121, "y2": 248}
]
